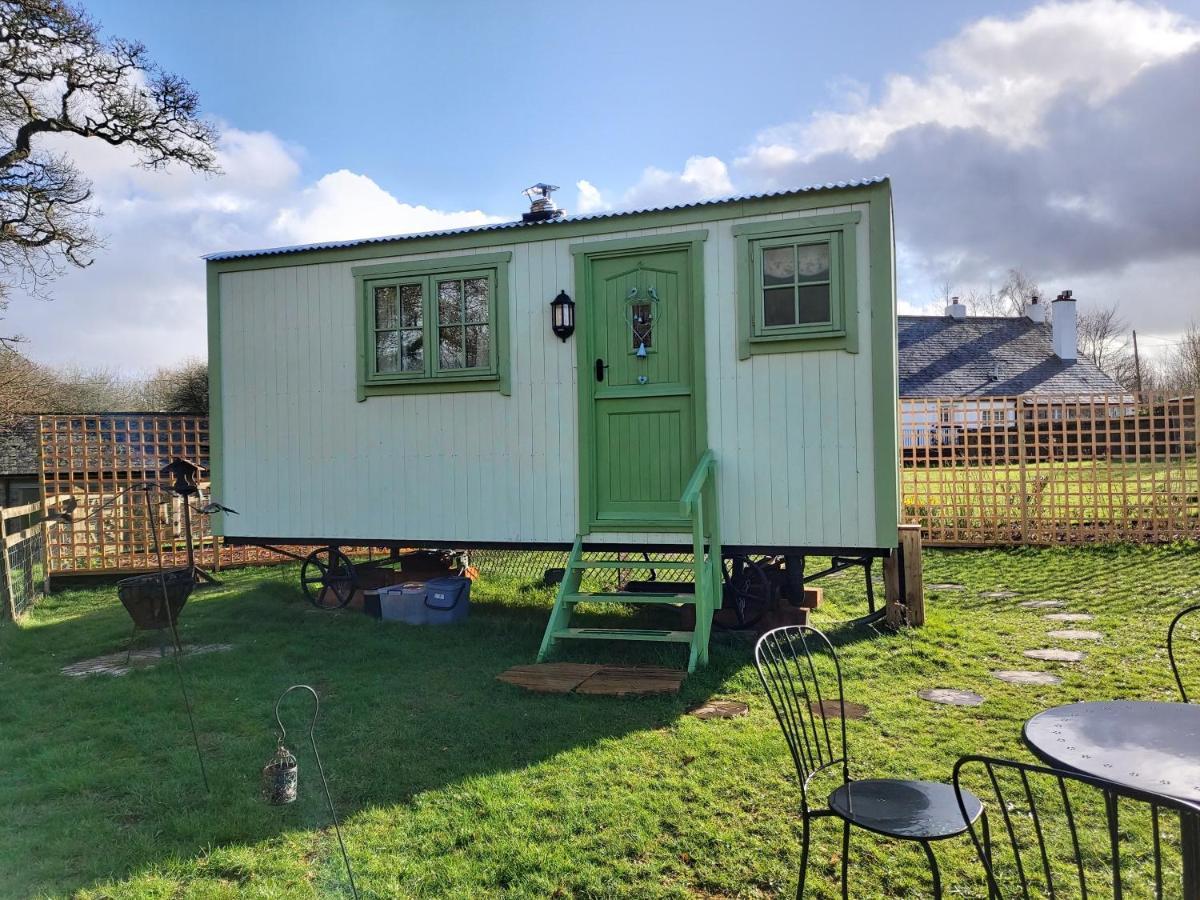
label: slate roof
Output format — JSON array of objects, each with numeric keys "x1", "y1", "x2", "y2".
[
  {"x1": 898, "y1": 315, "x2": 1124, "y2": 398},
  {"x1": 204, "y1": 177, "x2": 888, "y2": 262},
  {"x1": 0, "y1": 416, "x2": 38, "y2": 476}
]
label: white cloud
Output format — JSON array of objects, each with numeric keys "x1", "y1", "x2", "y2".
[
  {"x1": 575, "y1": 179, "x2": 609, "y2": 215},
  {"x1": 4, "y1": 132, "x2": 507, "y2": 371},
  {"x1": 619, "y1": 155, "x2": 734, "y2": 210},
  {"x1": 738, "y1": 0, "x2": 1200, "y2": 170},
  {"x1": 271, "y1": 169, "x2": 504, "y2": 245}
]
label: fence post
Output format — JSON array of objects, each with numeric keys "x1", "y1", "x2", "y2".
[
  {"x1": 0, "y1": 506, "x2": 13, "y2": 620},
  {"x1": 1016, "y1": 398, "x2": 1030, "y2": 543}
]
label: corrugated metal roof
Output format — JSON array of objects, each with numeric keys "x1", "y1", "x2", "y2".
[
  {"x1": 203, "y1": 177, "x2": 888, "y2": 262},
  {"x1": 898, "y1": 315, "x2": 1125, "y2": 397}
]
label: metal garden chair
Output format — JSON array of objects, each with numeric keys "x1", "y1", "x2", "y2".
[
  {"x1": 754, "y1": 625, "x2": 983, "y2": 899},
  {"x1": 953, "y1": 754, "x2": 1200, "y2": 899},
  {"x1": 1168, "y1": 604, "x2": 1200, "y2": 703}
]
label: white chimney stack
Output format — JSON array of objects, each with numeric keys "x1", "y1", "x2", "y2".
[
  {"x1": 945, "y1": 296, "x2": 967, "y2": 321},
  {"x1": 1025, "y1": 294, "x2": 1044, "y2": 323},
  {"x1": 1052, "y1": 290, "x2": 1077, "y2": 361}
]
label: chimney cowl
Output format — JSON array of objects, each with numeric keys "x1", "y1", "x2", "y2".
[{"x1": 521, "y1": 183, "x2": 566, "y2": 223}]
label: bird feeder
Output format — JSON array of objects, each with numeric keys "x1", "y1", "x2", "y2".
[{"x1": 262, "y1": 740, "x2": 299, "y2": 805}]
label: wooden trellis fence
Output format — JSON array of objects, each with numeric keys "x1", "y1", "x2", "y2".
[
  {"x1": 1, "y1": 499, "x2": 45, "y2": 618},
  {"x1": 900, "y1": 392, "x2": 1199, "y2": 546},
  {"x1": 37, "y1": 414, "x2": 297, "y2": 578}
]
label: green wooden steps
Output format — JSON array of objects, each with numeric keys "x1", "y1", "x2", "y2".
[{"x1": 536, "y1": 451, "x2": 722, "y2": 674}]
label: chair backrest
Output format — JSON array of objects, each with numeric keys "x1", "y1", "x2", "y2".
[
  {"x1": 1168, "y1": 605, "x2": 1200, "y2": 703},
  {"x1": 754, "y1": 625, "x2": 850, "y2": 808},
  {"x1": 953, "y1": 755, "x2": 1199, "y2": 899}
]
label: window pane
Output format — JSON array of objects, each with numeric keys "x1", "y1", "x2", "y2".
[
  {"x1": 400, "y1": 283, "x2": 423, "y2": 328},
  {"x1": 375, "y1": 330, "x2": 399, "y2": 373},
  {"x1": 762, "y1": 247, "x2": 795, "y2": 286},
  {"x1": 797, "y1": 284, "x2": 832, "y2": 324},
  {"x1": 465, "y1": 324, "x2": 490, "y2": 368},
  {"x1": 631, "y1": 302, "x2": 653, "y2": 349},
  {"x1": 796, "y1": 243, "x2": 830, "y2": 282},
  {"x1": 374, "y1": 286, "x2": 397, "y2": 330},
  {"x1": 438, "y1": 280, "x2": 462, "y2": 325},
  {"x1": 464, "y1": 278, "x2": 489, "y2": 323},
  {"x1": 439, "y1": 326, "x2": 465, "y2": 369},
  {"x1": 763, "y1": 288, "x2": 796, "y2": 327},
  {"x1": 400, "y1": 329, "x2": 423, "y2": 372}
]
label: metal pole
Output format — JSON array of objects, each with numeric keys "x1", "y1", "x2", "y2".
[
  {"x1": 145, "y1": 487, "x2": 209, "y2": 793},
  {"x1": 1133, "y1": 330, "x2": 1144, "y2": 394}
]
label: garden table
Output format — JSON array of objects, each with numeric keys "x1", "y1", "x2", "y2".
[{"x1": 1024, "y1": 701, "x2": 1200, "y2": 896}]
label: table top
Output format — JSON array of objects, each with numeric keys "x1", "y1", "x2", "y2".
[{"x1": 1024, "y1": 700, "x2": 1200, "y2": 806}]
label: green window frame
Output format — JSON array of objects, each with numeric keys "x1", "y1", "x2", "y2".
[
  {"x1": 352, "y1": 251, "x2": 511, "y2": 398},
  {"x1": 734, "y1": 212, "x2": 861, "y2": 358}
]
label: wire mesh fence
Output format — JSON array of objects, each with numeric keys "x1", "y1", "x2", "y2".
[{"x1": 901, "y1": 391, "x2": 1199, "y2": 546}]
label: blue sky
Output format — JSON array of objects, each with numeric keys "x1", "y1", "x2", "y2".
[
  {"x1": 86, "y1": 0, "x2": 1027, "y2": 214},
  {"x1": 7, "y1": 0, "x2": 1200, "y2": 368}
]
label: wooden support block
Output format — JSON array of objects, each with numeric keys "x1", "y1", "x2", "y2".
[
  {"x1": 899, "y1": 523, "x2": 925, "y2": 627},
  {"x1": 883, "y1": 549, "x2": 904, "y2": 627}
]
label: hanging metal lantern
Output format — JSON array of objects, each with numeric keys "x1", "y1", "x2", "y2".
[{"x1": 262, "y1": 740, "x2": 298, "y2": 805}]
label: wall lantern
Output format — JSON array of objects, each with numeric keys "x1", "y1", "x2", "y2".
[{"x1": 550, "y1": 290, "x2": 575, "y2": 341}]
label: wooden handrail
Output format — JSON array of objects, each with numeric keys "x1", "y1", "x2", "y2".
[{"x1": 679, "y1": 449, "x2": 716, "y2": 517}]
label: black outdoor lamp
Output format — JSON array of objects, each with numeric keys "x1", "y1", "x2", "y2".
[{"x1": 550, "y1": 290, "x2": 575, "y2": 341}]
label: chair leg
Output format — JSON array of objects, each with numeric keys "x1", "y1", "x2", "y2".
[
  {"x1": 921, "y1": 841, "x2": 942, "y2": 899},
  {"x1": 796, "y1": 817, "x2": 811, "y2": 900},
  {"x1": 840, "y1": 821, "x2": 850, "y2": 900}
]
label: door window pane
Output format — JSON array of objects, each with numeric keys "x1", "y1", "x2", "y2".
[
  {"x1": 630, "y1": 302, "x2": 653, "y2": 349},
  {"x1": 763, "y1": 288, "x2": 796, "y2": 327}
]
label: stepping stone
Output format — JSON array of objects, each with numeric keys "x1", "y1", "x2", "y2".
[
  {"x1": 1018, "y1": 600, "x2": 1066, "y2": 609},
  {"x1": 810, "y1": 700, "x2": 869, "y2": 720},
  {"x1": 689, "y1": 699, "x2": 749, "y2": 720},
  {"x1": 928, "y1": 583, "x2": 965, "y2": 591},
  {"x1": 1047, "y1": 629, "x2": 1103, "y2": 641},
  {"x1": 993, "y1": 670, "x2": 1063, "y2": 686},
  {"x1": 1043, "y1": 613, "x2": 1094, "y2": 623},
  {"x1": 919, "y1": 688, "x2": 985, "y2": 707},
  {"x1": 981, "y1": 591, "x2": 1018, "y2": 599},
  {"x1": 61, "y1": 643, "x2": 233, "y2": 678},
  {"x1": 1024, "y1": 648, "x2": 1086, "y2": 662}
]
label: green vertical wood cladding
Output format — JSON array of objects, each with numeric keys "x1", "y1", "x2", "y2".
[{"x1": 208, "y1": 182, "x2": 897, "y2": 549}]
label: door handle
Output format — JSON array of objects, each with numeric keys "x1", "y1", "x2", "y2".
[{"x1": 595, "y1": 358, "x2": 608, "y2": 382}]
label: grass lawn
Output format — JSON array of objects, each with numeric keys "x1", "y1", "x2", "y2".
[{"x1": 2, "y1": 544, "x2": 1199, "y2": 898}]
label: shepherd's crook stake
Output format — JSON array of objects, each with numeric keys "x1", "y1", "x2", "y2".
[{"x1": 267, "y1": 685, "x2": 358, "y2": 898}]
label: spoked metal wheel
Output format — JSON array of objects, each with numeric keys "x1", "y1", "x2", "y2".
[
  {"x1": 717, "y1": 555, "x2": 773, "y2": 630},
  {"x1": 300, "y1": 546, "x2": 358, "y2": 610}
]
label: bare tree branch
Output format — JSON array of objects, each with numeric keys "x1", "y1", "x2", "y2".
[{"x1": 0, "y1": 0, "x2": 219, "y2": 308}]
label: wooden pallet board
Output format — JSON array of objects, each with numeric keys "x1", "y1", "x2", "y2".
[{"x1": 496, "y1": 663, "x2": 685, "y2": 696}]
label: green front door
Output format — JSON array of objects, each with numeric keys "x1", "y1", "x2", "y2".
[{"x1": 582, "y1": 244, "x2": 700, "y2": 531}]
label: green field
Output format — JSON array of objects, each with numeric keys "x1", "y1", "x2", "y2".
[{"x1": 2, "y1": 544, "x2": 1199, "y2": 897}]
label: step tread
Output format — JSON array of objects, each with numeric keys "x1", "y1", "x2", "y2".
[
  {"x1": 569, "y1": 559, "x2": 697, "y2": 571},
  {"x1": 552, "y1": 627, "x2": 695, "y2": 643},
  {"x1": 565, "y1": 591, "x2": 696, "y2": 605}
]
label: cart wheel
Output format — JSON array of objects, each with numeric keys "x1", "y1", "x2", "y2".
[
  {"x1": 717, "y1": 556, "x2": 772, "y2": 630},
  {"x1": 300, "y1": 547, "x2": 357, "y2": 610}
]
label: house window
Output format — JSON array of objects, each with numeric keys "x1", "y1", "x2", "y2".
[
  {"x1": 353, "y1": 252, "x2": 511, "y2": 398},
  {"x1": 734, "y1": 212, "x2": 860, "y2": 358}
]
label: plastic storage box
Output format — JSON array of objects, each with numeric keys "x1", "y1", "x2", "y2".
[
  {"x1": 422, "y1": 576, "x2": 471, "y2": 625},
  {"x1": 380, "y1": 582, "x2": 429, "y2": 624}
]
